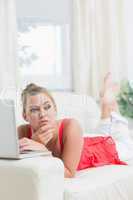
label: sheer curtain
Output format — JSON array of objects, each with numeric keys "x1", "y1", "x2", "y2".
[
  {"x1": 0, "y1": 0, "x2": 18, "y2": 97},
  {"x1": 72, "y1": 0, "x2": 127, "y2": 99}
]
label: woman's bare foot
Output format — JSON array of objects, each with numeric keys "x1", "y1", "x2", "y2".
[
  {"x1": 100, "y1": 73, "x2": 119, "y2": 118},
  {"x1": 100, "y1": 72, "x2": 119, "y2": 98}
]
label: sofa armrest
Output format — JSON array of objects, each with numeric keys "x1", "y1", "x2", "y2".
[{"x1": 0, "y1": 156, "x2": 64, "y2": 200}]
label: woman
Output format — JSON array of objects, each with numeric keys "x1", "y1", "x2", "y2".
[{"x1": 18, "y1": 73, "x2": 127, "y2": 178}]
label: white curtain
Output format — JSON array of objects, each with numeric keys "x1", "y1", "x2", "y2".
[
  {"x1": 72, "y1": 0, "x2": 127, "y2": 99},
  {"x1": 0, "y1": 0, "x2": 18, "y2": 97}
]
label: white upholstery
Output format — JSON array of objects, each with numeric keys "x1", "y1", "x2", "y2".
[
  {"x1": 52, "y1": 92, "x2": 100, "y2": 133},
  {"x1": 64, "y1": 165, "x2": 133, "y2": 200},
  {"x1": 0, "y1": 157, "x2": 64, "y2": 200},
  {"x1": 16, "y1": 91, "x2": 101, "y2": 134},
  {"x1": 1, "y1": 92, "x2": 133, "y2": 200}
]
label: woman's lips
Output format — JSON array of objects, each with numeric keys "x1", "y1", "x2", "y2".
[{"x1": 39, "y1": 118, "x2": 48, "y2": 126}]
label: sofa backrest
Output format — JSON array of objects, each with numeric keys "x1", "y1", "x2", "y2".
[
  {"x1": 52, "y1": 92, "x2": 100, "y2": 133},
  {"x1": 16, "y1": 91, "x2": 100, "y2": 134}
]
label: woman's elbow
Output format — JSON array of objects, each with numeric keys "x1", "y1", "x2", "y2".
[{"x1": 64, "y1": 167, "x2": 76, "y2": 178}]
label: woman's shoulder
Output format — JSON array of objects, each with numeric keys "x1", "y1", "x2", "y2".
[
  {"x1": 58, "y1": 118, "x2": 82, "y2": 138},
  {"x1": 57, "y1": 118, "x2": 81, "y2": 129},
  {"x1": 17, "y1": 124, "x2": 30, "y2": 139},
  {"x1": 58, "y1": 117, "x2": 81, "y2": 125}
]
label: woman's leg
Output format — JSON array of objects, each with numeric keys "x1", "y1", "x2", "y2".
[
  {"x1": 97, "y1": 73, "x2": 133, "y2": 161},
  {"x1": 95, "y1": 73, "x2": 120, "y2": 135},
  {"x1": 100, "y1": 72, "x2": 119, "y2": 119},
  {"x1": 97, "y1": 73, "x2": 129, "y2": 136}
]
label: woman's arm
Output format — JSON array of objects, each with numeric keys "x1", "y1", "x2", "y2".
[
  {"x1": 18, "y1": 125, "x2": 49, "y2": 152},
  {"x1": 61, "y1": 119, "x2": 83, "y2": 178}
]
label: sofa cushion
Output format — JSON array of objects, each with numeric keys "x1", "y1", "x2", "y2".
[{"x1": 64, "y1": 164, "x2": 133, "y2": 200}]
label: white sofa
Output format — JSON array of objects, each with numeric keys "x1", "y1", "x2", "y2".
[{"x1": 1, "y1": 92, "x2": 133, "y2": 200}]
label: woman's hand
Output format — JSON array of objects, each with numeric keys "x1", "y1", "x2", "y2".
[
  {"x1": 32, "y1": 118, "x2": 58, "y2": 146},
  {"x1": 19, "y1": 137, "x2": 48, "y2": 153}
]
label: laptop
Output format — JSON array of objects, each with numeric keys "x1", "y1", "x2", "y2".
[{"x1": 0, "y1": 98, "x2": 51, "y2": 159}]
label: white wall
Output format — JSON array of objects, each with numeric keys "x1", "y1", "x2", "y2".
[{"x1": 16, "y1": 0, "x2": 72, "y2": 24}]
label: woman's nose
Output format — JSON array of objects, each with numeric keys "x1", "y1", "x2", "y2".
[{"x1": 39, "y1": 109, "x2": 47, "y2": 118}]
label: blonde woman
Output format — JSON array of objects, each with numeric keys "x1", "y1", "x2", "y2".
[{"x1": 18, "y1": 74, "x2": 126, "y2": 178}]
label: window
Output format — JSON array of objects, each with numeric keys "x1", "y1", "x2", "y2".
[{"x1": 17, "y1": 18, "x2": 72, "y2": 90}]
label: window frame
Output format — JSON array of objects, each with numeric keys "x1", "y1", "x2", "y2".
[{"x1": 17, "y1": 17, "x2": 72, "y2": 91}]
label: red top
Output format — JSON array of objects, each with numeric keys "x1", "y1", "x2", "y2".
[{"x1": 28, "y1": 126, "x2": 32, "y2": 139}]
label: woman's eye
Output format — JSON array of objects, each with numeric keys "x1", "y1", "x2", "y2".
[
  {"x1": 44, "y1": 104, "x2": 51, "y2": 110},
  {"x1": 30, "y1": 108, "x2": 39, "y2": 113}
]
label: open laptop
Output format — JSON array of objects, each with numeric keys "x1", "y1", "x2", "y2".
[{"x1": 0, "y1": 98, "x2": 51, "y2": 159}]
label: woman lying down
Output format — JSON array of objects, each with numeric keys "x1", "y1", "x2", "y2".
[{"x1": 18, "y1": 73, "x2": 133, "y2": 178}]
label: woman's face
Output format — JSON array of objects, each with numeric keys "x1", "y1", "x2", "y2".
[{"x1": 24, "y1": 93, "x2": 57, "y2": 131}]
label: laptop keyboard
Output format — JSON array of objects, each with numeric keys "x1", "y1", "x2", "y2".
[{"x1": 20, "y1": 150, "x2": 41, "y2": 154}]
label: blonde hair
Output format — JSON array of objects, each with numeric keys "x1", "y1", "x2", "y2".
[{"x1": 21, "y1": 83, "x2": 57, "y2": 113}]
